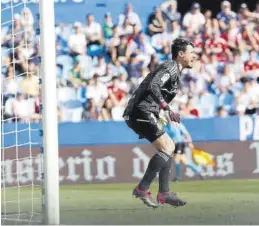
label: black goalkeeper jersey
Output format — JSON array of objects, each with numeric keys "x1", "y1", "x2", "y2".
[{"x1": 123, "y1": 59, "x2": 181, "y2": 117}]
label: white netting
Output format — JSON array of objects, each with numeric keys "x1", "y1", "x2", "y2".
[{"x1": 1, "y1": 0, "x2": 43, "y2": 224}]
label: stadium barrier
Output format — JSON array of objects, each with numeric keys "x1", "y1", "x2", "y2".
[
  {"x1": 2, "y1": 141, "x2": 259, "y2": 186},
  {"x1": 2, "y1": 116, "x2": 259, "y2": 148},
  {"x1": 2, "y1": 116, "x2": 258, "y2": 186}
]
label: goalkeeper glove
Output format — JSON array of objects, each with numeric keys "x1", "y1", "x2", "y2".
[{"x1": 160, "y1": 102, "x2": 180, "y2": 123}]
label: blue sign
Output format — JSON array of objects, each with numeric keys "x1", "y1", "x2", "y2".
[
  {"x1": 239, "y1": 115, "x2": 259, "y2": 141},
  {"x1": 2, "y1": 116, "x2": 258, "y2": 148}
]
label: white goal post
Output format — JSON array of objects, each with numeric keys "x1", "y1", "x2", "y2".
[
  {"x1": 1, "y1": 0, "x2": 60, "y2": 224},
  {"x1": 39, "y1": 0, "x2": 60, "y2": 224}
]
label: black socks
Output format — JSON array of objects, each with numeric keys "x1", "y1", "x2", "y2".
[
  {"x1": 159, "y1": 157, "x2": 172, "y2": 192},
  {"x1": 138, "y1": 150, "x2": 171, "y2": 191}
]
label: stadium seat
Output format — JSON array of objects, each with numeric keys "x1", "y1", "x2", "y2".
[
  {"x1": 58, "y1": 86, "x2": 83, "y2": 122},
  {"x1": 1, "y1": 47, "x2": 9, "y2": 59},
  {"x1": 87, "y1": 45, "x2": 104, "y2": 57},
  {"x1": 218, "y1": 93, "x2": 234, "y2": 110},
  {"x1": 59, "y1": 24, "x2": 73, "y2": 41},
  {"x1": 198, "y1": 93, "x2": 218, "y2": 118},
  {"x1": 60, "y1": 107, "x2": 83, "y2": 122},
  {"x1": 1, "y1": 26, "x2": 9, "y2": 38},
  {"x1": 56, "y1": 55, "x2": 73, "y2": 79},
  {"x1": 77, "y1": 55, "x2": 93, "y2": 79}
]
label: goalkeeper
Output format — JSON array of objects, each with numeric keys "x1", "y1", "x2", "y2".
[{"x1": 165, "y1": 121, "x2": 203, "y2": 181}]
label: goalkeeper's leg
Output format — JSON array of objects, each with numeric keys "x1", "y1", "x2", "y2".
[{"x1": 124, "y1": 110, "x2": 186, "y2": 208}]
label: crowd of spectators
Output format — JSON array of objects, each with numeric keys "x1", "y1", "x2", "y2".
[{"x1": 1, "y1": 0, "x2": 259, "y2": 122}]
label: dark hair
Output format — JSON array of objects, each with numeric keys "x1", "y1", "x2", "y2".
[
  {"x1": 171, "y1": 38, "x2": 194, "y2": 59},
  {"x1": 217, "y1": 106, "x2": 224, "y2": 113},
  {"x1": 112, "y1": 76, "x2": 119, "y2": 81}
]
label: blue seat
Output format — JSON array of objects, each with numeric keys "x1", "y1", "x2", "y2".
[
  {"x1": 56, "y1": 64, "x2": 63, "y2": 79},
  {"x1": 218, "y1": 93, "x2": 234, "y2": 110},
  {"x1": 77, "y1": 86, "x2": 87, "y2": 106},
  {"x1": 60, "y1": 24, "x2": 73, "y2": 41},
  {"x1": 56, "y1": 55, "x2": 73, "y2": 79},
  {"x1": 198, "y1": 93, "x2": 218, "y2": 118},
  {"x1": 157, "y1": 53, "x2": 169, "y2": 62},
  {"x1": 1, "y1": 47, "x2": 10, "y2": 59},
  {"x1": 62, "y1": 100, "x2": 82, "y2": 109},
  {"x1": 87, "y1": 45, "x2": 104, "y2": 57},
  {"x1": 1, "y1": 26, "x2": 9, "y2": 37}
]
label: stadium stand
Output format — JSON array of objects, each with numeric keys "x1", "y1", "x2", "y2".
[{"x1": 1, "y1": 0, "x2": 259, "y2": 122}]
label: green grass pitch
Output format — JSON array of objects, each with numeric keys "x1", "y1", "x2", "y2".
[{"x1": 2, "y1": 179, "x2": 259, "y2": 225}]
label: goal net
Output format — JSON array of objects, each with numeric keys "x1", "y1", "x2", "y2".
[{"x1": 1, "y1": 0, "x2": 44, "y2": 224}]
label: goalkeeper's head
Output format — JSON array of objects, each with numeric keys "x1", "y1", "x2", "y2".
[{"x1": 171, "y1": 38, "x2": 197, "y2": 69}]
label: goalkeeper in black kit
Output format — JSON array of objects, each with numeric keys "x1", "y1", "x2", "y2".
[{"x1": 123, "y1": 38, "x2": 197, "y2": 208}]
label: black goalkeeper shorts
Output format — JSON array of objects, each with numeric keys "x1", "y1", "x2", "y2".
[
  {"x1": 124, "y1": 108, "x2": 165, "y2": 143},
  {"x1": 174, "y1": 143, "x2": 186, "y2": 155}
]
